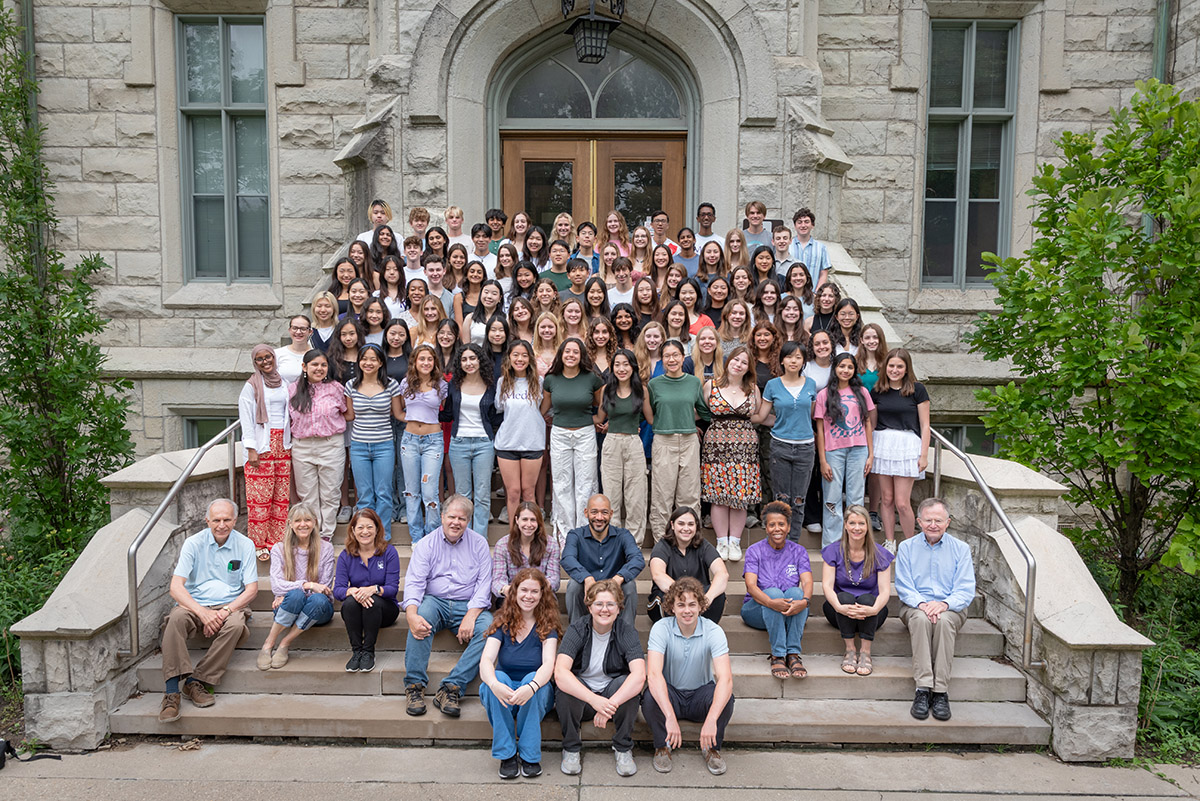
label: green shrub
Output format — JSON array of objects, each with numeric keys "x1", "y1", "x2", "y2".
[{"x1": 0, "y1": 546, "x2": 77, "y2": 682}]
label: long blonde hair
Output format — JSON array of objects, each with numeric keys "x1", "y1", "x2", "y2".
[
  {"x1": 281, "y1": 504, "x2": 322, "y2": 583},
  {"x1": 597, "y1": 210, "x2": 630, "y2": 255},
  {"x1": 533, "y1": 311, "x2": 563, "y2": 361},
  {"x1": 412, "y1": 295, "x2": 448, "y2": 345},
  {"x1": 690, "y1": 325, "x2": 724, "y2": 381},
  {"x1": 634, "y1": 321, "x2": 667, "y2": 385},
  {"x1": 840, "y1": 504, "x2": 880, "y2": 578},
  {"x1": 553, "y1": 212, "x2": 576, "y2": 250},
  {"x1": 724, "y1": 228, "x2": 749, "y2": 270}
]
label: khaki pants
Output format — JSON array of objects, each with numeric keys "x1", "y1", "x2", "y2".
[
  {"x1": 600, "y1": 433, "x2": 647, "y2": 543},
  {"x1": 160, "y1": 605, "x2": 250, "y2": 686},
  {"x1": 648, "y1": 432, "x2": 700, "y2": 542},
  {"x1": 291, "y1": 433, "x2": 345, "y2": 540},
  {"x1": 900, "y1": 604, "x2": 967, "y2": 693}
]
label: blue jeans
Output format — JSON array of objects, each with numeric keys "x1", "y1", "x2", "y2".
[
  {"x1": 741, "y1": 586, "x2": 809, "y2": 657},
  {"x1": 404, "y1": 595, "x2": 493, "y2": 690},
  {"x1": 480, "y1": 669, "x2": 555, "y2": 761},
  {"x1": 400, "y1": 431, "x2": 443, "y2": 542},
  {"x1": 349, "y1": 439, "x2": 395, "y2": 540},
  {"x1": 272, "y1": 588, "x2": 334, "y2": 630},
  {"x1": 449, "y1": 436, "x2": 495, "y2": 534},
  {"x1": 822, "y1": 444, "x2": 867, "y2": 547}
]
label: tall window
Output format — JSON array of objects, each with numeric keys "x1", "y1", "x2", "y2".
[
  {"x1": 922, "y1": 22, "x2": 1017, "y2": 286},
  {"x1": 178, "y1": 17, "x2": 269, "y2": 282}
]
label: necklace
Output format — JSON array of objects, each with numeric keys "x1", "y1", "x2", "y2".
[{"x1": 847, "y1": 550, "x2": 866, "y2": 585}]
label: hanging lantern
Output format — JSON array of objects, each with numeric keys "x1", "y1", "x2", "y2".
[{"x1": 562, "y1": 0, "x2": 624, "y2": 64}]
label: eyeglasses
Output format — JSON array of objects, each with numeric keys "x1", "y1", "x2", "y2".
[
  {"x1": 290, "y1": 325, "x2": 311, "y2": 333},
  {"x1": 591, "y1": 602, "x2": 619, "y2": 610},
  {"x1": 253, "y1": 355, "x2": 274, "y2": 364}
]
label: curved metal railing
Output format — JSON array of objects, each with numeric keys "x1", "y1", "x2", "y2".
[
  {"x1": 931, "y1": 428, "x2": 1043, "y2": 669},
  {"x1": 118, "y1": 421, "x2": 241, "y2": 657}
]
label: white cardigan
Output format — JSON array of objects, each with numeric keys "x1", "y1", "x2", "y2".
[{"x1": 237, "y1": 381, "x2": 293, "y2": 454}]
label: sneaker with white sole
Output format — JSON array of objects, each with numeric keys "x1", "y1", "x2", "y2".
[
  {"x1": 869, "y1": 511, "x2": 883, "y2": 531},
  {"x1": 715, "y1": 540, "x2": 730, "y2": 560},
  {"x1": 882, "y1": 539, "x2": 897, "y2": 555},
  {"x1": 560, "y1": 750, "x2": 581, "y2": 775},
  {"x1": 497, "y1": 506, "x2": 509, "y2": 524},
  {"x1": 614, "y1": 749, "x2": 637, "y2": 777},
  {"x1": 337, "y1": 506, "x2": 352, "y2": 524},
  {"x1": 727, "y1": 540, "x2": 743, "y2": 561},
  {"x1": 805, "y1": 522, "x2": 822, "y2": 533}
]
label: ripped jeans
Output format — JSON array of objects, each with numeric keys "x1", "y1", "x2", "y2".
[{"x1": 400, "y1": 431, "x2": 443, "y2": 543}]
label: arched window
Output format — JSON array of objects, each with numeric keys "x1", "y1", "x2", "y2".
[{"x1": 504, "y1": 45, "x2": 682, "y2": 122}]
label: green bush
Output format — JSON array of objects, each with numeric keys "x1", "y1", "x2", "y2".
[{"x1": 0, "y1": 546, "x2": 77, "y2": 682}]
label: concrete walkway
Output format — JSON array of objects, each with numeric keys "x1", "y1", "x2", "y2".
[{"x1": 3, "y1": 743, "x2": 1198, "y2": 800}]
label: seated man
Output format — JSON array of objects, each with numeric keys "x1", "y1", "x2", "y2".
[
  {"x1": 553, "y1": 579, "x2": 646, "y2": 778},
  {"x1": 561, "y1": 494, "x2": 645, "y2": 627},
  {"x1": 895, "y1": 497, "x2": 976, "y2": 722},
  {"x1": 642, "y1": 577, "x2": 734, "y2": 776},
  {"x1": 158, "y1": 498, "x2": 258, "y2": 723},
  {"x1": 402, "y1": 494, "x2": 494, "y2": 717}
]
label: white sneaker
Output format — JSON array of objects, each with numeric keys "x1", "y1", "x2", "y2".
[
  {"x1": 882, "y1": 539, "x2": 897, "y2": 555},
  {"x1": 805, "y1": 523, "x2": 822, "y2": 533},
  {"x1": 727, "y1": 541, "x2": 743, "y2": 562},
  {"x1": 560, "y1": 749, "x2": 581, "y2": 775},
  {"x1": 497, "y1": 507, "x2": 509, "y2": 525},
  {"x1": 716, "y1": 540, "x2": 730, "y2": 561},
  {"x1": 337, "y1": 506, "x2": 352, "y2": 524},
  {"x1": 614, "y1": 749, "x2": 637, "y2": 777}
]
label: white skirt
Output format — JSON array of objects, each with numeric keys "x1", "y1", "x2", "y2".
[{"x1": 872, "y1": 428, "x2": 923, "y2": 478}]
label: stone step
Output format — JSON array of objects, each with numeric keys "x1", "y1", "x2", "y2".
[
  {"x1": 192, "y1": 614, "x2": 1004, "y2": 658},
  {"x1": 137, "y1": 650, "x2": 1028, "y2": 703},
  {"x1": 246, "y1": 577, "x2": 943, "y2": 618},
  {"x1": 109, "y1": 693, "x2": 1050, "y2": 746}
]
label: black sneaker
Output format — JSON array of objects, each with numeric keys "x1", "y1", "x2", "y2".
[
  {"x1": 498, "y1": 755, "x2": 520, "y2": 780},
  {"x1": 930, "y1": 691, "x2": 952, "y2": 721},
  {"x1": 910, "y1": 687, "x2": 931, "y2": 720},
  {"x1": 345, "y1": 652, "x2": 362, "y2": 672},
  {"x1": 405, "y1": 684, "x2": 427, "y2": 716},
  {"x1": 358, "y1": 652, "x2": 376, "y2": 673},
  {"x1": 520, "y1": 759, "x2": 542, "y2": 778},
  {"x1": 433, "y1": 683, "x2": 462, "y2": 717}
]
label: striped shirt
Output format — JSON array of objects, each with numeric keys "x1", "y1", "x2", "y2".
[{"x1": 345, "y1": 378, "x2": 402, "y2": 443}]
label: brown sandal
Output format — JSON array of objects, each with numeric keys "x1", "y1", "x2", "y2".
[
  {"x1": 841, "y1": 651, "x2": 858, "y2": 674},
  {"x1": 856, "y1": 653, "x2": 873, "y2": 676},
  {"x1": 769, "y1": 655, "x2": 790, "y2": 679},
  {"x1": 787, "y1": 653, "x2": 807, "y2": 679}
]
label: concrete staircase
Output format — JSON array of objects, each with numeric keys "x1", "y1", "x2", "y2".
[{"x1": 109, "y1": 520, "x2": 1049, "y2": 747}]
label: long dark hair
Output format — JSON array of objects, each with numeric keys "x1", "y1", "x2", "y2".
[
  {"x1": 506, "y1": 502, "x2": 550, "y2": 575},
  {"x1": 289, "y1": 349, "x2": 330, "y2": 414},
  {"x1": 370, "y1": 223, "x2": 400, "y2": 265},
  {"x1": 548, "y1": 337, "x2": 594, "y2": 376},
  {"x1": 832, "y1": 297, "x2": 862, "y2": 349},
  {"x1": 824, "y1": 352, "x2": 870, "y2": 427},
  {"x1": 602, "y1": 348, "x2": 643, "y2": 417},
  {"x1": 610, "y1": 302, "x2": 640, "y2": 349},
  {"x1": 450, "y1": 342, "x2": 495, "y2": 387},
  {"x1": 326, "y1": 318, "x2": 364, "y2": 382}
]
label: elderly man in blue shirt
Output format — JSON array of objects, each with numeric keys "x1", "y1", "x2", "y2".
[
  {"x1": 895, "y1": 497, "x2": 976, "y2": 722},
  {"x1": 402, "y1": 494, "x2": 494, "y2": 718},
  {"x1": 561, "y1": 494, "x2": 645, "y2": 627},
  {"x1": 158, "y1": 498, "x2": 259, "y2": 724}
]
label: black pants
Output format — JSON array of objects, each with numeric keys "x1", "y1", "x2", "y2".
[
  {"x1": 341, "y1": 596, "x2": 400, "y2": 653},
  {"x1": 641, "y1": 680, "x2": 734, "y2": 750},
  {"x1": 822, "y1": 592, "x2": 888, "y2": 640},
  {"x1": 647, "y1": 593, "x2": 726, "y2": 624},
  {"x1": 802, "y1": 460, "x2": 823, "y2": 528},
  {"x1": 556, "y1": 675, "x2": 640, "y2": 753}
]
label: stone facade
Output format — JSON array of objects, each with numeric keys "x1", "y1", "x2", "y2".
[{"x1": 21, "y1": 0, "x2": 1191, "y2": 454}]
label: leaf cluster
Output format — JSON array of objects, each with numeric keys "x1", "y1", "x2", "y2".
[{"x1": 966, "y1": 80, "x2": 1200, "y2": 612}]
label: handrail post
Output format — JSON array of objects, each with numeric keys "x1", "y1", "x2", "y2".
[
  {"x1": 120, "y1": 421, "x2": 242, "y2": 658},
  {"x1": 933, "y1": 437, "x2": 943, "y2": 497}
]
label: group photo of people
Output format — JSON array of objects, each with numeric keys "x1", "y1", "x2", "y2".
[{"x1": 160, "y1": 199, "x2": 971, "y2": 780}]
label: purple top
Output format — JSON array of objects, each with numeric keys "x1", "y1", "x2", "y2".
[
  {"x1": 398, "y1": 378, "x2": 447, "y2": 425},
  {"x1": 742, "y1": 539, "x2": 812, "y2": 602},
  {"x1": 821, "y1": 541, "x2": 894, "y2": 596},
  {"x1": 333, "y1": 545, "x2": 401, "y2": 607},
  {"x1": 403, "y1": 527, "x2": 492, "y2": 611},
  {"x1": 269, "y1": 539, "x2": 336, "y2": 596}
]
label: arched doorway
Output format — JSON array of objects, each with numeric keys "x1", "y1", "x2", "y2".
[{"x1": 490, "y1": 39, "x2": 696, "y2": 230}]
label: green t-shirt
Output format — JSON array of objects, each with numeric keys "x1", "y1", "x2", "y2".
[
  {"x1": 544, "y1": 371, "x2": 604, "y2": 428},
  {"x1": 605, "y1": 391, "x2": 643, "y2": 435},
  {"x1": 647, "y1": 373, "x2": 710, "y2": 433},
  {"x1": 541, "y1": 268, "x2": 572, "y2": 291}
]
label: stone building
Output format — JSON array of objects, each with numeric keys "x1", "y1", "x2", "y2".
[{"x1": 22, "y1": 0, "x2": 1199, "y2": 455}]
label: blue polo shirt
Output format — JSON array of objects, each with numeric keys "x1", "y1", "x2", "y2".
[
  {"x1": 173, "y1": 528, "x2": 258, "y2": 607},
  {"x1": 647, "y1": 615, "x2": 729, "y2": 691}
]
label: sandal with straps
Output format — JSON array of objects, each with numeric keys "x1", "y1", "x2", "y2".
[
  {"x1": 769, "y1": 655, "x2": 790, "y2": 680},
  {"x1": 256, "y1": 547, "x2": 271, "y2": 562},
  {"x1": 856, "y1": 653, "x2": 873, "y2": 676},
  {"x1": 841, "y1": 651, "x2": 859, "y2": 674},
  {"x1": 787, "y1": 653, "x2": 807, "y2": 679}
]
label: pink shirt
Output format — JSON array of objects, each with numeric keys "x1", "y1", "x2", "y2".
[
  {"x1": 288, "y1": 381, "x2": 347, "y2": 439},
  {"x1": 814, "y1": 386, "x2": 875, "y2": 450}
]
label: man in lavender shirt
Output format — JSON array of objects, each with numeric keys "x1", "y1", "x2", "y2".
[{"x1": 403, "y1": 494, "x2": 494, "y2": 717}]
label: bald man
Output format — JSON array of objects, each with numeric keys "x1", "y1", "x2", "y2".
[{"x1": 560, "y1": 495, "x2": 645, "y2": 626}]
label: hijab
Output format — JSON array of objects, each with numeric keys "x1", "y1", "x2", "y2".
[{"x1": 248, "y1": 343, "x2": 283, "y2": 425}]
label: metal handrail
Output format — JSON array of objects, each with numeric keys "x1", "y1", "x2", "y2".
[
  {"x1": 118, "y1": 421, "x2": 241, "y2": 657},
  {"x1": 932, "y1": 429, "x2": 1044, "y2": 669}
]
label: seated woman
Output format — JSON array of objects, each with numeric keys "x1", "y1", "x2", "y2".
[
  {"x1": 479, "y1": 568, "x2": 562, "y2": 780},
  {"x1": 334, "y1": 509, "x2": 401, "y2": 673},
  {"x1": 258, "y1": 504, "x2": 336, "y2": 670},
  {"x1": 740, "y1": 500, "x2": 813, "y2": 680},
  {"x1": 491, "y1": 502, "x2": 562, "y2": 603},
  {"x1": 648, "y1": 506, "x2": 728, "y2": 623},
  {"x1": 822, "y1": 504, "x2": 893, "y2": 677}
]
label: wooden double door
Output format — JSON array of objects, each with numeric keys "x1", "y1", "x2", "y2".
[{"x1": 501, "y1": 133, "x2": 686, "y2": 232}]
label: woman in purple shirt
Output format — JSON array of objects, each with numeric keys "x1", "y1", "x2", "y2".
[
  {"x1": 334, "y1": 509, "x2": 401, "y2": 673},
  {"x1": 740, "y1": 501, "x2": 813, "y2": 680},
  {"x1": 821, "y1": 505, "x2": 893, "y2": 677},
  {"x1": 258, "y1": 504, "x2": 336, "y2": 670}
]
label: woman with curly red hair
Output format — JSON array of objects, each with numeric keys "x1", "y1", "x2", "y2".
[{"x1": 478, "y1": 567, "x2": 562, "y2": 780}]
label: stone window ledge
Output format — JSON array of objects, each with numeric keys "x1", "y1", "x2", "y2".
[
  {"x1": 164, "y1": 283, "x2": 283, "y2": 310},
  {"x1": 909, "y1": 287, "x2": 999, "y2": 314}
]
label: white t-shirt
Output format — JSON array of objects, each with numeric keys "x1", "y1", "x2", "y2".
[
  {"x1": 357, "y1": 229, "x2": 375, "y2": 245},
  {"x1": 579, "y1": 628, "x2": 613, "y2": 692},
  {"x1": 448, "y1": 234, "x2": 472, "y2": 251},
  {"x1": 274, "y1": 347, "x2": 305, "y2": 384},
  {"x1": 695, "y1": 233, "x2": 723, "y2": 250},
  {"x1": 469, "y1": 251, "x2": 498, "y2": 278},
  {"x1": 404, "y1": 266, "x2": 425, "y2": 287},
  {"x1": 608, "y1": 286, "x2": 634, "y2": 306}
]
